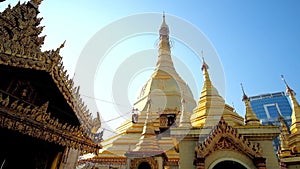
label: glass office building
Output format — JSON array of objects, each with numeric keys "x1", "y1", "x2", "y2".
[
  {"x1": 249, "y1": 92, "x2": 292, "y2": 126},
  {"x1": 249, "y1": 91, "x2": 292, "y2": 153}
]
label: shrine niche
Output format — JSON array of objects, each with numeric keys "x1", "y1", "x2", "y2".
[
  {"x1": 138, "y1": 161, "x2": 152, "y2": 169},
  {"x1": 158, "y1": 109, "x2": 178, "y2": 127},
  {"x1": 212, "y1": 160, "x2": 247, "y2": 169},
  {"x1": 160, "y1": 114, "x2": 168, "y2": 127},
  {"x1": 130, "y1": 157, "x2": 158, "y2": 169}
]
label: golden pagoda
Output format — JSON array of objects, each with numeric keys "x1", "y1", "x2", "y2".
[
  {"x1": 0, "y1": 1, "x2": 103, "y2": 168},
  {"x1": 278, "y1": 76, "x2": 300, "y2": 168},
  {"x1": 79, "y1": 14, "x2": 281, "y2": 169}
]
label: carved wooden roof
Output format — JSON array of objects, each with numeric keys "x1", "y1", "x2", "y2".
[
  {"x1": 195, "y1": 117, "x2": 263, "y2": 159},
  {"x1": 0, "y1": 1, "x2": 102, "y2": 151},
  {"x1": 0, "y1": 89, "x2": 101, "y2": 153}
]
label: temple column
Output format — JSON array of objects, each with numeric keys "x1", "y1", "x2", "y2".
[{"x1": 178, "y1": 135, "x2": 197, "y2": 169}]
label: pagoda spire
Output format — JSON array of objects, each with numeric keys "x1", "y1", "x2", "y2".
[
  {"x1": 132, "y1": 99, "x2": 162, "y2": 153},
  {"x1": 158, "y1": 12, "x2": 170, "y2": 55},
  {"x1": 190, "y1": 57, "x2": 225, "y2": 127},
  {"x1": 281, "y1": 75, "x2": 300, "y2": 132},
  {"x1": 156, "y1": 12, "x2": 175, "y2": 71},
  {"x1": 240, "y1": 83, "x2": 261, "y2": 126},
  {"x1": 132, "y1": 12, "x2": 196, "y2": 119},
  {"x1": 158, "y1": 13, "x2": 171, "y2": 62},
  {"x1": 179, "y1": 95, "x2": 192, "y2": 127},
  {"x1": 125, "y1": 99, "x2": 165, "y2": 158}
]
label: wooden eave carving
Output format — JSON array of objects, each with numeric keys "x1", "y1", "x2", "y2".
[
  {"x1": 0, "y1": 1, "x2": 102, "y2": 143},
  {"x1": 0, "y1": 91, "x2": 102, "y2": 153},
  {"x1": 78, "y1": 156, "x2": 127, "y2": 166}
]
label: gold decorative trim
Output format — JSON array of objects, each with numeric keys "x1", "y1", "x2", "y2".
[{"x1": 195, "y1": 117, "x2": 263, "y2": 158}]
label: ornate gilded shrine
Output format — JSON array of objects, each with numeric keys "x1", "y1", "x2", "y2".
[
  {"x1": 78, "y1": 13, "x2": 281, "y2": 169},
  {"x1": 0, "y1": 1, "x2": 103, "y2": 168}
]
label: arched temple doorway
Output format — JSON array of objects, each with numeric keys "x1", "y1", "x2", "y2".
[
  {"x1": 138, "y1": 162, "x2": 152, "y2": 169},
  {"x1": 213, "y1": 160, "x2": 247, "y2": 169}
]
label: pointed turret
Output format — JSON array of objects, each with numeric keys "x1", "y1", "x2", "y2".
[
  {"x1": 134, "y1": 100, "x2": 160, "y2": 151},
  {"x1": 126, "y1": 100, "x2": 165, "y2": 157},
  {"x1": 190, "y1": 57, "x2": 244, "y2": 128},
  {"x1": 241, "y1": 83, "x2": 261, "y2": 126},
  {"x1": 158, "y1": 13, "x2": 171, "y2": 56},
  {"x1": 178, "y1": 96, "x2": 192, "y2": 128},
  {"x1": 281, "y1": 75, "x2": 300, "y2": 153},
  {"x1": 281, "y1": 75, "x2": 300, "y2": 133},
  {"x1": 155, "y1": 13, "x2": 176, "y2": 73}
]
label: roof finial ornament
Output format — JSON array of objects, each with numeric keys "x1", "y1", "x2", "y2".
[
  {"x1": 162, "y1": 11, "x2": 167, "y2": 27},
  {"x1": 240, "y1": 83, "x2": 248, "y2": 101},
  {"x1": 29, "y1": 0, "x2": 42, "y2": 9},
  {"x1": 241, "y1": 83, "x2": 260, "y2": 125},
  {"x1": 281, "y1": 75, "x2": 295, "y2": 96},
  {"x1": 240, "y1": 83, "x2": 245, "y2": 94},
  {"x1": 201, "y1": 51, "x2": 209, "y2": 71}
]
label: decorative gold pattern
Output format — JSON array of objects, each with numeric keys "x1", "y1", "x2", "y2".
[
  {"x1": 195, "y1": 117, "x2": 262, "y2": 158},
  {"x1": 0, "y1": 0, "x2": 102, "y2": 144}
]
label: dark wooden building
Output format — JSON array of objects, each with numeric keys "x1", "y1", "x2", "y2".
[{"x1": 0, "y1": 1, "x2": 102, "y2": 168}]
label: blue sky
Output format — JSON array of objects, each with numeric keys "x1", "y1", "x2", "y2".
[{"x1": 1, "y1": 1, "x2": 300, "y2": 135}]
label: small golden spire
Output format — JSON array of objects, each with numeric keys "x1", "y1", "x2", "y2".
[
  {"x1": 158, "y1": 12, "x2": 170, "y2": 55},
  {"x1": 190, "y1": 57, "x2": 226, "y2": 127},
  {"x1": 281, "y1": 75, "x2": 300, "y2": 147},
  {"x1": 240, "y1": 83, "x2": 260, "y2": 125},
  {"x1": 281, "y1": 75, "x2": 296, "y2": 96},
  {"x1": 179, "y1": 94, "x2": 192, "y2": 127},
  {"x1": 134, "y1": 98, "x2": 160, "y2": 152}
]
